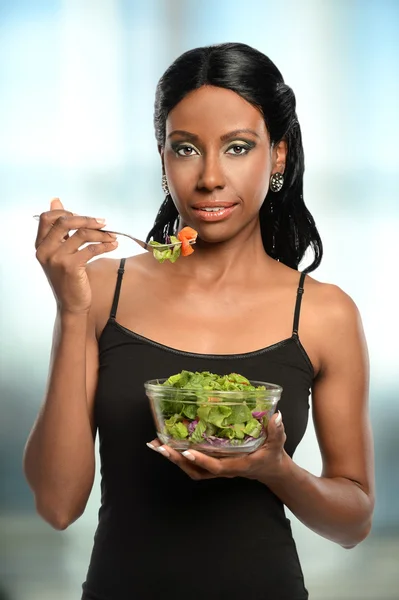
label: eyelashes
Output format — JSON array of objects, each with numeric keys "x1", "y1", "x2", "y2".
[
  {"x1": 226, "y1": 144, "x2": 253, "y2": 155},
  {"x1": 174, "y1": 145, "x2": 199, "y2": 157},
  {"x1": 171, "y1": 140, "x2": 256, "y2": 157}
]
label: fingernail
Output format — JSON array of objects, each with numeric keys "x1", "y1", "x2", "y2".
[
  {"x1": 95, "y1": 218, "x2": 106, "y2": 224},
  {"x1": 182, "y1": 451, "x2": 195, "y2": 461},
  {"x1": 275, "y1": 411, "x2": 282, "y2": 426},
  {"x1": 146, "y1": 442, "x2": 156, "y2": 450},
  {"x1": 157, "y1": 446, "x2": 170, "y2": 458}
]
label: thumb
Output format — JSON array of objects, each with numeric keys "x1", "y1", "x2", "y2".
[
  {"x1": 266, "y1": 411, "x2": 285, "y2": 445},
  {"x1": 50, "y1": 197, "x2": 64, "y2": 211}
]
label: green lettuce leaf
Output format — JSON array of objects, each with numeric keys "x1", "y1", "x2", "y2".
[
  {"x1": 189, "y1": 419, "x2": 207, "y2": 443},
  {"x1": 218, "y1": 427, "x2": 235, "y2": 440},
  {"x1": 149, "y1": 238, "x2": 181, "y2": 264},
  {"x1": 243, "y1": 418, "x2": 262, "y2": 438},
  {"x1": 182, "y1": 404, "x2": 197, "y2": 420},
  {"x1": 160, "y1": 399, "x2": 184, "y2": 416},
  {"x1": 164, "y1": 371, "x2": 191, "y2": 388},
  {"x1": 164, "y1": 415, "x2": 189, "y2": 439},
  {"x1": 232, "y1": 424, "x2": 245, "y2": 439},
  {"x1": 218, "y1": 423, "x2": 245, "y2": 439},
  {"x1": 197, "y1": 405, "x2": 232, "y2": 427},
  {"x1": 205, "y1": 423, "x2": 218, "y2": 437},
  {"x1": 223, "y1": 403, "x2": 253, "y2": 425}
]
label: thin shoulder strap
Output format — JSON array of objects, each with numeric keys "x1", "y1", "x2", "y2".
[
  {"x1": 292, "y1": 271, "x2": 307, "y2": 337},
  {"x1": 110, "y1": 258, "x2": 126, "y2": 319}
]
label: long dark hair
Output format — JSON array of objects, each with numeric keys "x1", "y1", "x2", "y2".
[{"x1": 147, "y1": 42, "x2": 322, "y2": 272}]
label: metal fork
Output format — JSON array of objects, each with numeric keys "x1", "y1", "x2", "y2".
[{"x1": 33, "y1": 215, "x2": 196, "y2": 252}]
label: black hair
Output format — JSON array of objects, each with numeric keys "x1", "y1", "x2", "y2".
[{"x1": 147, "y1": 42, "x2": 322, "y2": 272}]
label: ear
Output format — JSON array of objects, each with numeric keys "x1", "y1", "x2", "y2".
[{"x1": 271, "y1": 139, "x2": 287, "y2": 175}]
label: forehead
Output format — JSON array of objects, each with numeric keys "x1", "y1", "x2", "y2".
[{"x1": 166, "y1": 85, "x2": 268, "y2": 139}]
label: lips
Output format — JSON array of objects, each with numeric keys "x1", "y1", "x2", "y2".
[
  {"x1": 191, "y1": 202, "x2": 237, "y2": 210},
  {"x1": 191, "y1": 203, "x2": 238, "y2": 222}
]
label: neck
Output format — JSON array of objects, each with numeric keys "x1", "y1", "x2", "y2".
[{"x1": 176, "y1": 219, "x2": 277, "y2": 286}]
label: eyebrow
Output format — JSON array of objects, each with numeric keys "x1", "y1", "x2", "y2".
[{"x1": 167, "y1": 128, "x2": 261, "y2": 142}]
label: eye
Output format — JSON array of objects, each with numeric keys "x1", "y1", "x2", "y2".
[
  {"x1": 176, "y1": 145, "x2": 199, "y2": 157},
  {"x1": 226, "y1": 144, "x2": 252, "y2": 156}
]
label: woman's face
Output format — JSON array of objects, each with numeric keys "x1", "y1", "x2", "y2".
[{"x1": 162, "y1": 85, "x2": 286, "y2": 243}]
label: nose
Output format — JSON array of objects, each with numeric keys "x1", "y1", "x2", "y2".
[{"x1": 197, "y1": 152, "x2": 226, "y2": 192}]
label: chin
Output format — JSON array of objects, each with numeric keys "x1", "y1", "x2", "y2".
[{"x1": 192, "y1": 225, "x2": 239, "y2": 245}]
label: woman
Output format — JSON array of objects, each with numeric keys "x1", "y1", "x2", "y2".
[{"x1": 24, "y1": 43, "x2": 374, "y2": 599}]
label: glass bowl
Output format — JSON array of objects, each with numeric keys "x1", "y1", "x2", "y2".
[{"x1": 144, "y1": 378, "x2": 282, "y2": 457}]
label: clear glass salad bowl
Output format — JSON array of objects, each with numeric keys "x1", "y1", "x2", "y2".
[{"x1": 145, "y1": 377, "x2": 282, "y2": 457}]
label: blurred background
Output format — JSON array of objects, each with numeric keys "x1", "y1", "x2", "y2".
[{"x1": 1, "y1": 0, "x2": 398, "y2": 598}]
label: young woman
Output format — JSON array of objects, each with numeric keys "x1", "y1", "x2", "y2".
[{"x1": 24, "y1": 43, "x2": 374, "y2": 599}]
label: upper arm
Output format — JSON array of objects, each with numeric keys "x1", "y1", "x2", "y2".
[
  {"x1": 311, "y1": 286, "x2": 374, "y2": 501},
  {"x1": 85, "y1": 310, "x2": 100, "y2": 436},
  {"x1": 85, "y1": 257, "x2": 119, "y2": 435}
]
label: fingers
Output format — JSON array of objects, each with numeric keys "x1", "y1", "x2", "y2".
[
  {"x1": 147, "y1": 438, "x2": 162, "y2": 450},
  {"x1": 146, "y1": 440, "x2": 217, "y2": 481},
  {"x1": 50, "y1": 197, "x2": 64, "y2": 211},
  {"x1": 77, "y1": 239, "x2": 119, "y2": 262},
  {"x1": 35, "y1": 207, "x2": 75, "y2": 249},
  {"x1": 265, "y1": 411, "x2": 286, "y2": 448},
  {"x1": 179, "y1": 450, "x2": 247, "y2": 477},
  {"x1": 36, "y1": 215, "x2": 109, "y2": 261},
  {"x1": 58, "y1": 226, "x2": 117, "y2": 253}
]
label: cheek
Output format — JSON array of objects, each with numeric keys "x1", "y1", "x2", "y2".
[
  {"x1": 164, "y1": 150, "x2": 271, "y2": 208},
  {"x1": 226, "y1": 154, "x2": 270, "y2": 203},
  {"x1": 164, "y1": 155, "x2": 198, "y2": 200}
]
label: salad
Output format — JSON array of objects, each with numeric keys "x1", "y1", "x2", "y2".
[
  {"x1": 158, "y1": 370, "x2": 275, "y2": 448},
  {"x1": 149, "y1": 226, "x2": 198, "y2": 263}
]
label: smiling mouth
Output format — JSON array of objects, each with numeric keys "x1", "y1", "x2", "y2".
[
  {"x1": 197, "y1": 206, "x2": 230, "y2": 213},
  {"x1": 192, "y1": 202, "x2": 238, "y2": 211},
  {"x1": 191, "y1": 203, "x2": 238, "y2": 221}
]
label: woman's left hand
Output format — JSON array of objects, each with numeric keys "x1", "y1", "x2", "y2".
[{"x1": 147, "y1": 411, "x2": 286, "y2": 482}]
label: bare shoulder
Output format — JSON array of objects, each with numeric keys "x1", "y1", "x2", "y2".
[
  {"x1": 86, "y1": 254, "x2": 151, "y2": 335},
  {"x1": 304, "y1": 274, "x2": 362, "y2": 331},
  {"x1": 303, "y1": 274, "x2": 367, "y2": 376},
  {"x1": 86, "y1": 252, "x2": 151, "y2": 282}
]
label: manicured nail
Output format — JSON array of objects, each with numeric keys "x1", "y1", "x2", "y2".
[
  {"x1": 182, "y1": 451, "x2": 196, "y2": 461},
  {"x1": 275, "y1": 411, "x2": 282, "y2": 426},
  {"x1": 146, "y1": 442, "x2": 156, "y2": 450},
  {"x1": 95, "y1": 218, "x2": 106, "y2": 224},
  {"x1": 157, "y1": 446, "x2": 170, "y2": 458}
]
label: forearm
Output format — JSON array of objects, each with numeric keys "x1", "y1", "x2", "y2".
[
  {"x1": 260, "y1": 452, "x2": 373, "y2": 547},
  {"x1": 23, "y1": 311, "x2": 95, "y2": 527}
]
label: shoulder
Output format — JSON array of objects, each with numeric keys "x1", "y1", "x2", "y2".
[
  {"x1": 86, "y1": 254, "x2": 152, "y2": 334},
  {"x1": 304, "y1": 275, "x2": 362, "y2": 331},
  {"x1": 303, "y1": 274, "x2": 367, "y2": 374},
  {"x1": 86, "y1": 253, "x2": 152, "y2": 284},
  {"x1": 279, "y1": 265, "x2": 360, "y2": 329}
]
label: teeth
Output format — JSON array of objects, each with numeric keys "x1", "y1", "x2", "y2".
[{"x1": 200, "y1": 207, "x2": 226, "y2": 212}]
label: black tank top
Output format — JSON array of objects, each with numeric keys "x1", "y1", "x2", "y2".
[{"x1": 82, "y1": 259, "x2": 313, "y2": 600}]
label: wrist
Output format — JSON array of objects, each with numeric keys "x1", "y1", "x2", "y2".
[
  {"x1": 257, "y1": 450, "x2": 293, "y2": 487},
  {"x1": 58, "y1": 308, "x2": 90, "y2": 329}
]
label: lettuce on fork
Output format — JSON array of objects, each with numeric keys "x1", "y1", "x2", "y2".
[
  {"x1": 149, "y1": 227, "x2": 198, "y2": 263},
  {"x1": 149, "y1": 236, "x2": 181, "y2": 263}
]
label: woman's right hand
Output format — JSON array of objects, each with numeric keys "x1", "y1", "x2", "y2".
[{"x1": 35, "y1": 198, "x2": 118, "y2": 314}]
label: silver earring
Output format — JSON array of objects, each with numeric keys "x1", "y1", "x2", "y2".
[
  {"x1": 162, "y1": 174, "x2": 170, "y2": 196},
  {"x1": 270, "y1": 172, "x2": 284, "y2": 193}
]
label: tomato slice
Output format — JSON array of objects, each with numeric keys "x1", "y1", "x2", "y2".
[
  {"x1": 181, "y1": 239, "x2": 194, "y2": 256},
  {"x1": 178, "y1": 226, "x2": 198, "y2": 242}
]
